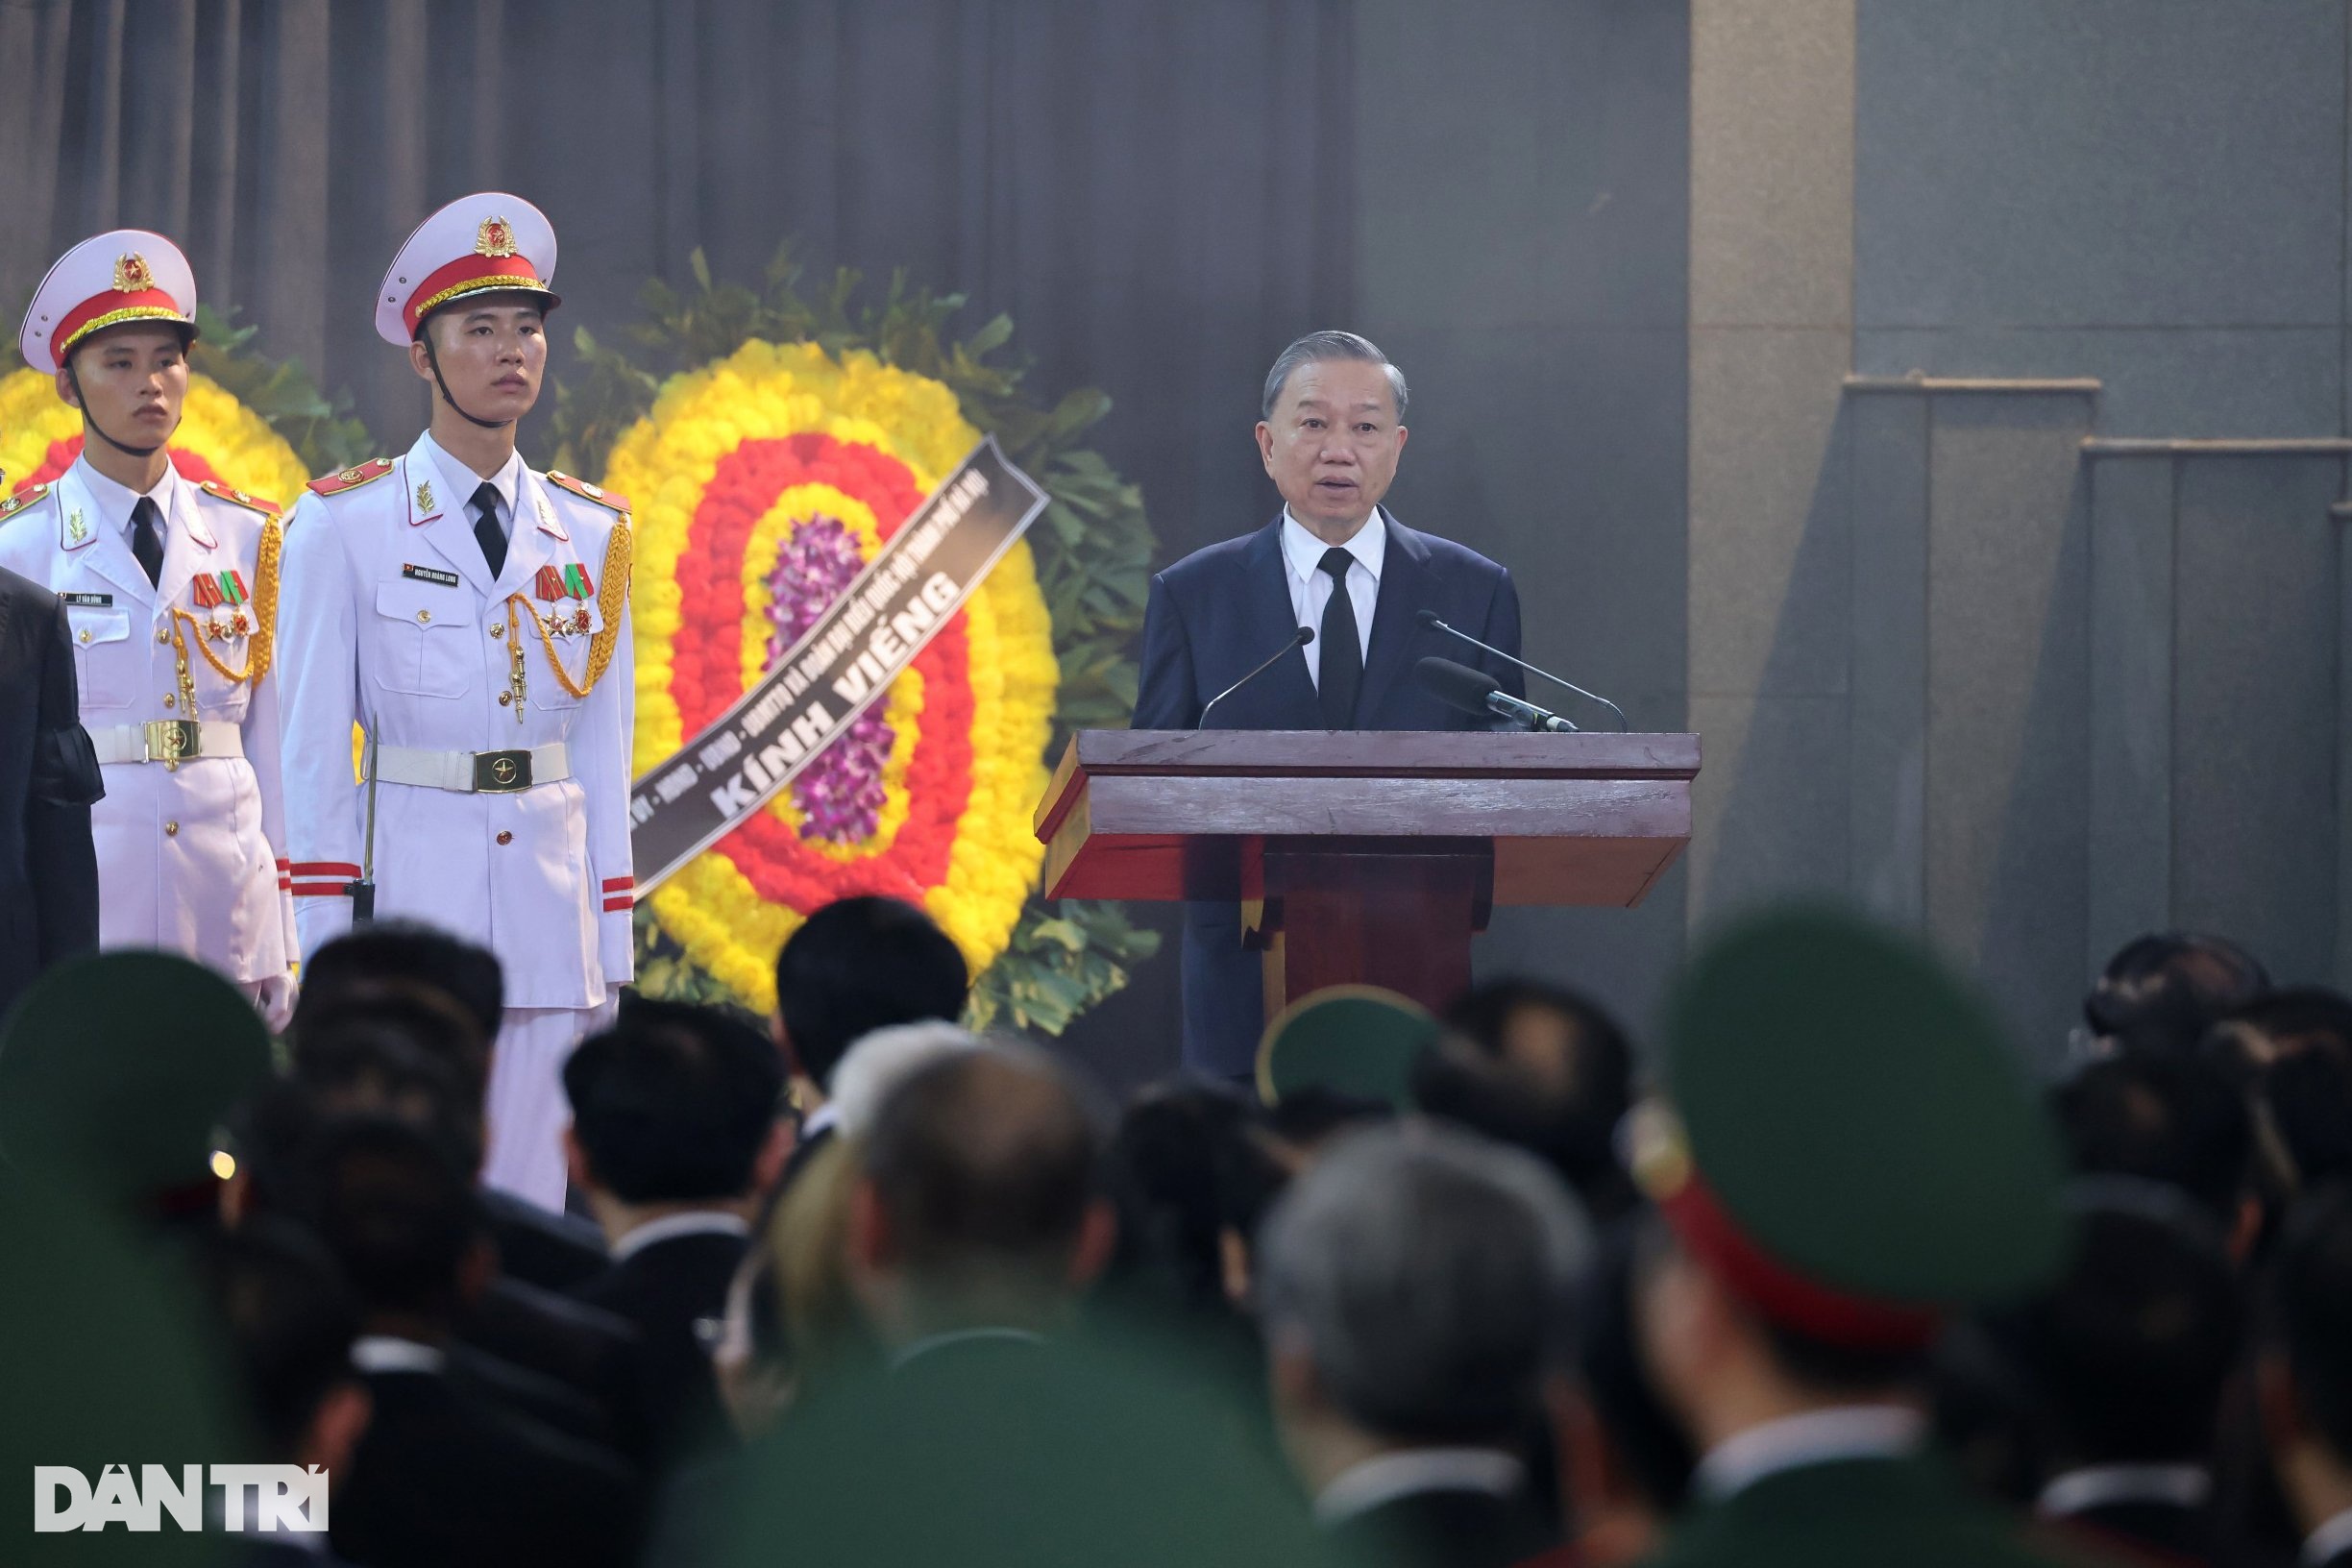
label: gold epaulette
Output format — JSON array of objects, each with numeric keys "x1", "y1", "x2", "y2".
[
  {"x1": 307, "y1": 458, "x2": 395, "y2": 497},
  {"x1": 546, "y1": 470, "x2": 632, "y2": 514},
  {"x1": 196, "y1": 479, "x2": 282, "y2": 517},
  {"x1": 0, "y1": 483, "x2": 53, "y2": 520}
]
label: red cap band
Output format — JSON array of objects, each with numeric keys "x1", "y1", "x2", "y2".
[
  {"x1": 50, "y1": 287, "x2": 187, "y2": 367},
  {"x1": 403, "y1": 252, "x2": 548, "y2": 336}
]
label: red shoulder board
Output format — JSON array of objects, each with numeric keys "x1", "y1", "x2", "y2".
[
  {"x1": 0, "y1": 483, "x2": 52, "y2": 520},
  {"x1": 307, "y1": 458, "x2": 395, "y2": 497},
  {"x1": 197, "y1": 479, "x2": 282, "y2": 517},
  {"x1": 545, "y1": 470, "x2": 631, "y2": 514}
]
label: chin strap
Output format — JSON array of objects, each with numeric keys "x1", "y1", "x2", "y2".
[
  {"x1": 419, "y1": 333, "x2": 515, "y2": 430},
  {"x1": 65, "y1": 363, "x2": 170, "y2": 458}
]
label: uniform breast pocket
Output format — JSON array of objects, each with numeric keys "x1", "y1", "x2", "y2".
[
  {"x1": 527, "y1": 599, "x2": 602, "y2": 711},
  {"x1": 64, "y1": 604, "x2": 136, "y2": 710},
  {"x1": 372, "y1": 581, "x2": 478, "y2": 698}
]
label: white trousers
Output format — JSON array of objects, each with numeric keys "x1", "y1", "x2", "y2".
[{"x1": 480, "y1": 997, "x2": 618, "y2": 1212}]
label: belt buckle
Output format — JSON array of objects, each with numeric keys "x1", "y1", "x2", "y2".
[
  {"x1": 473, "y1": 748, "x2": 532, "y2": 794},
  {"x1": 142, "y1": 719, "x2": 201, "y2": 762}
]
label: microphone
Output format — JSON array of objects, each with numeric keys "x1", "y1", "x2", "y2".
[
  {"x1": 1414, "y1": 609, "x2": 1629, "y2": 731},
  {"x1": 1414, "y1": 655, "x2": 1577, "y2": 733},
  {"x1": 1199, "y1": 625, "x2": 1313, "y2": 728}
]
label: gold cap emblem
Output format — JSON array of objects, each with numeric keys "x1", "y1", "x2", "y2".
[
  {"x1": 474, "y1": 217, "x2": 518, "y2": 259},
  {"x1": 112, "y1": 252, "x2": 156, "y2": 293}
]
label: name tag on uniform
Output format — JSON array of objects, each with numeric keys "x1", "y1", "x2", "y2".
[
  {"x1": 60, "y1": 591, "x2": 112, "y2": 607},
  {"x1": 401, "y1": 564, "x2": 461, "y2": 588}
]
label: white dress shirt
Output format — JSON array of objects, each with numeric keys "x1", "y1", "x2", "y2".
[
  {"x1": 350, "y1": 1335, "x2": 448, "y2": 1376},
  {"x1": 2306, "y1": 1505, "x2": 2352, "y2": 1566},
  {"x1": 1280, "y1": 508, "x2": 1384, "y2": 690},
  {"x1": 423, "y1": 431, "x2": 523, "y2": 551},
  {"x1": 1313, "y1": 1446, "x2": 1525, "y2": 1526},
  {"x1": 608, "y1": 1209, "x2": 750, "y2": 1262},
  {"x1": 2038, "y1": 1463, "x2": 2211, "y2": 1518},
  {"x1": 1694, "y1": 1405, "x2": 1926, "y2": 1501},
  {"x1": 78, "y1": 453, "x2": 184, "y2": 550}
]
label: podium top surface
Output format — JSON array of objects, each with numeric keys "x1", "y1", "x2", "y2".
[{"x1": 1035, "y1": 728, "x2": 1700, "y2": 838}]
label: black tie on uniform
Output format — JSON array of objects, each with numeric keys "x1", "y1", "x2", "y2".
[
  {"x1": 1316, "y1": 546, "x2": 1363, "y2": 728},
  {"x1": 130, "y1": 496, "x2": 163, "y2": 587},
  {"x1": 472, "y1": 481, "x2": 506, "y2": 578}
]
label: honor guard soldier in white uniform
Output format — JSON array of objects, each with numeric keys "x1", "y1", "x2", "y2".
[
  {"x1": 0, "y1": 232, "x2": 299, "y2": 1027},
  {"x1": 277, "y1": 194, "x2": 636, "y2": 1211}
]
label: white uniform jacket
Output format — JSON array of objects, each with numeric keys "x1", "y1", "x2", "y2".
[
  {"x1": 0, "y1": 457, "x2": 296, "y2": 980},
  {"x1": 275, "y1": 433, "x2": 636, "y2": 1009}
]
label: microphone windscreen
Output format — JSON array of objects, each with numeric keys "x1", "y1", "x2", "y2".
[
  {"x1": 1413, "y1": 655, "x2": 1496, "y2": 717},
  {"x1": 1413, "y1": 607, "x2": 1440, "y2": 630},
  {"x1": 1297, "y1": 625, "x2": 1314, "y2": 646}
]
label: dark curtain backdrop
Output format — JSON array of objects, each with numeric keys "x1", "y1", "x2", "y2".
[
  {"x1": 0, "y1": 0, "x2": 1353, "y2": 562},
  {"x1": 0, "y1": 0, "x2": 1355, "y2": 1085}
]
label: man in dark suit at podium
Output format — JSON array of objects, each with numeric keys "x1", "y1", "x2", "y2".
[{"x1": 1133, "y1": 331, "x2": 1525, "y2": 1082}]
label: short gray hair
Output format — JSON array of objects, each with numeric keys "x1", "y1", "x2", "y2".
[
  {"x1": 1256, "y1": 1120, "x2": 1590, "y2": 1443},
  {"x1": 1261, "y1": 330, "x2": 1409, "y2": 423}
]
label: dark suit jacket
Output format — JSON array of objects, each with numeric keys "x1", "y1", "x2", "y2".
[
  {"x1": 1328, "y1": 1484, "x2": 1559, "y2": 1568},
  {"x1": 458, "y1": 1272, "x2": 641, "y2": 1440},
  {"x1": 483, "y1": 1187, "x2": 610, "y2": 1292},
  {"x1": 0, "y1": 565, "x2": 100, "y2": 1021},
  {"x1": 2056, "y1": 1499, "x2": 2217, "y2": 1568},
  {"x1": 1131, "y1": 511, "x2": 1524, "y2": 1079},
  {"x1": 576, "y1": 1227, "x2": 748, "y2": 1467},
  {"x1": 332, "y1": 1366, "x2": 641, "y2": 1568}
]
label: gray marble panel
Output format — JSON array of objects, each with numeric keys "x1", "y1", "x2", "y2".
[
  {"x1": 1923, "y1": 394, "x2": 2095, "y2": 1064},
  {"x1": 1855, "y1": 327, "x2": 2342, "y2": 440},
  {"x1": 1690, "y1": 328, "x2": 1853, "y2": 698},
  {"x1": 1376, "y1": 324, "x2": 1689, "y2": 721},
  {"x1": 1856, "y1": 0, "x2": 2344, "y2": 329},
  {"x1": 2086, "y1": 456, "x2": 2176, "y2": 968},
  {"x1": 1358, "y1": 0, "x2": 1689, "y2": 332},
  {"x1": 1691, "y1": 0, "x2": 1855, "y2": 329},
  {"x1": 2171, "y1": 457, "x2": 2345, "y2": 985},
  {"x1": 1848, "y1": 391, "x2": 1929, "y2": 926},
  {"x1": 1687, "y1": 693, "x2": 1852, "y2": 927}
]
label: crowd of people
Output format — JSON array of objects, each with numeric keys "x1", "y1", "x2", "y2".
[{"x1": 6, "y1": 898, "x2": 2352, "y2": 1568}]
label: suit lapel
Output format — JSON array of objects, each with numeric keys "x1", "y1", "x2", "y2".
[
  {"x1": 1240, "y1": 516, "x2": 1318, "y2": 723},
  {"x1": 1358, "y1": 510, "x2": 1430, "y2": 723},
  {"x1": 59, "y1": 467, "x2": 154, "y2": 609}
]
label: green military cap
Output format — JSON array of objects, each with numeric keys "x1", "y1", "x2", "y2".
[
  {"x1": 1633, "y1": 906, "x2": 2068, "y2": 1347},
  {"x1": 0, "y1": 951, "x2": 274, "y2": 1208},
  {"x1": 1257, "y1": 985, "x2": 1440, "y2": 1112}
]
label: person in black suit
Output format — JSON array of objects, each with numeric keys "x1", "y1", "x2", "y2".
[
  {"x1": 190, "y1": 1220, "x2": 372, "y2": 1567},
  {"x1": 1132, "y1": 331, "x2": 1527, "y2": 1081},
  {"x1": 294, "y1": 921, "x2": 613, "y2": 1290},
  {"x1": 770, "y1": 894, "x2": 969, "y2": 1184},
  {"x1": 564, "y1": 998, "x2": 790, "y2": 1466},
  {"x1": 289, "y1": 1115, "x2": 640, "y2": 1568},
  {"x1": 2259, "y1": 1185, "x2": 2352, "y2": 1568},
  {"x1": 238, "y1": 1019, "x2": 641, "y2": 1444},
  {"x1": 1257, "y1": 1120, "x2": 1589, "y2": 1568},
  {"x1": 1984, "y1": 1191, "x2": 2241, "y2": 1567},
  {"x1": 0, "y1": 561, "x2": 101, "y2": 1022}
]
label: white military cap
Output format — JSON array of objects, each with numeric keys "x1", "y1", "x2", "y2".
[
  {"x1": 20, "y1": 230, "x2": 198, "y2": 372},
  {"x1": 377, "y1": 192, "x2": 561, "y2": 346}
]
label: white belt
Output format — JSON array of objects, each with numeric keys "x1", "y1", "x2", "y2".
[
  {"x1": 89, "y1": 720, "x2": 243, "y2": 765},
  {"x1": 376, "y1": 742, "x2": 570, "y2": 795}
]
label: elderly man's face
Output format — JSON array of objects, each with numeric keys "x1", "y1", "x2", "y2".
[{"x1": 1256, "y1": 357, "x2": 1408, "y2": 539}]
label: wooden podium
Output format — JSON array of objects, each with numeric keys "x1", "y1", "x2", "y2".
[{"x1": 1032, "y1": 730, "x2": 1700, "y2": 1021}]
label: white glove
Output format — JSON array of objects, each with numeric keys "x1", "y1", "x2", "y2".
[{"x1": 251, "y1": 969, "x2": 299, "y2": 1034}]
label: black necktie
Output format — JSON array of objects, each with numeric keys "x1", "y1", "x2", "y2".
[
  {"x1": 472, "y1": 481, "x2": 506, "y2": 578},
  {"x1": 130, "y1": 496, "x2": 163, "y2": 587},
  {"x1": 1316, "y1": 547, "x2": 1362, "y2": 728}
]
